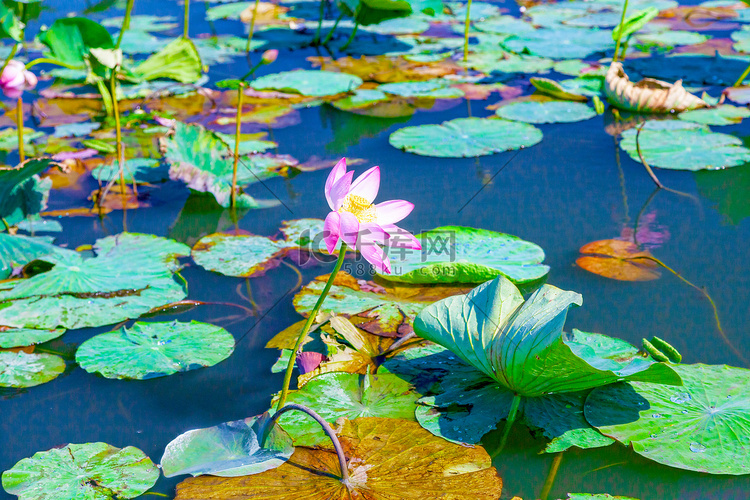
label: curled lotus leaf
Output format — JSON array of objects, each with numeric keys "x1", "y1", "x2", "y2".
[
  {"x1": 0, "y1": 351, "x2": 65, "y2": 388},
  {"x1": 585, "y1": 364, "x2": 750, "y2": 475},
  {"x1": 414, "y1": 276, "x2": 681, "y2": 397},
  {"x1": 174, "y1": 417, "x2": 503, "y2": 500},
  {"x1": 377, "y1": 226, "x2": 549, "y2": 285},
  {"x1": 75, "y1": 320, "x2": 235, "y2": 380},
  {"x1": 1, "y1": 442, "x2": 159, "y2": 499},
  {"x1": 161, "y1": 412, "x2": 294, "y2": 478},
  {"x1": 530, "y1": 77, "x2": 588, "y2": 102},
  {"x1": 604, "y1": 62, "x2": 707, "y2": 113}
]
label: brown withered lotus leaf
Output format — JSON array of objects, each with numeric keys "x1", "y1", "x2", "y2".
[
  {"x1": 308, "y1": 55, "x2": 462, "y2": 83},
  {"x1": 174, "y1": 418, "x2": 502, "y2": 500},
  {"x1": 576, "y1": 239, "x2": 661, "y2": 282},
  {"x1": 604, "y1": 62, "x2": 707, "y2": 113}
]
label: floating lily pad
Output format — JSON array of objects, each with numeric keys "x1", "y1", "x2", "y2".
[
  {"x1": 0, "y1": 351, "x2": 65, "y2": 388},
  {"x1": 678, "y1": 105, "x2": 750, "y2": 126},
  {"x1": 102, "y1": 15, "x2": 178, "y2": 32},
  {"x1": 0, "y1": 327, "x2": 65, "y2": 348},
  {"x1": 636, "y1": 31, "x2": 709, "y2": 48},
  {"x1": 495, "y1": 100, "x2": 596, "y2": 124},
  {"x1": 275, "y1": 371, "x2": 420, "y2": 447},
  {"x1": 161, "y1": 412, "x2": 294, "y2": 477},
  {"x1": 174, "y1": 418, "x2": 503, "y2": 500},
  {"x1": 251, "y1": 70, "x2": 363, "y2": 97},
  {"x1": 503, "y1": 27, "x2": 614, "y2": 59},
  {"x1": 76, "y1": 320, "x2": 235, "y2": 380},
  {"x1": 2, "y1": 442, "x2": 159, "y2": 499},
  {"x1": 619, "y1": 121, "x2": 750, "y2": 171},
  {"x1": 192, "y1": 219, "x2": 325, "y2": 277},
  {"x1": 577, "y1": 239, "x2": 661, "y2": 281},
  {"x1": 389, "y1": 117, "x2": 542, "y2": 157},
  {"x1": 378, "y1": 80, "x2": 464, "y2": 98},
  {"x1": 0, "y1": 233, "x2": 77, "y2": 280},
  {"x1": 378, "y1": 226, "x2": 549, "y2": 284},
  {"x1": 0, "y1": 233, "x2": 190, "y2": 330},
  {"x1": 331, "y1": 89, "x2": 390, "y2": 111},
  {"x1": 566, "y1": 495, "x2": 639, "y2": 500},
  {"x1": 91, "y1": 159, "x2": 169, "y2": 184},
  {"x1": 585, "y1": 364, "x2": 750, "y2": 475},
  {"x1": 473, "y1": 16, "x2": 535, "y2": 36}
]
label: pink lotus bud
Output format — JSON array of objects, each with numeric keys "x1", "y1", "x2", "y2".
[
  {"x1": 296, "y1": 351, "x2": 324, "y2": 374},
  {"x1": 261, "y1": 49, "x2": 278, "y2": 65},
  {"x1": 1, "y1": 60, "x2": 36, "y2": 99}
]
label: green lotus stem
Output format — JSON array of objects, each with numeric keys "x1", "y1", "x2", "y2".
[
  {"x1": 734, "y1": 63, "x2": 750, "y2": 87},
  {"x1": 463, "y1": 0, "x2": 472, "y2": 62},
  {"x1": 264, "y1": 404, "x2": 351, "y2": 486},
  {"x1": 1, "y1": 217, "x2": 10, "y2": 232},
  {"x1": 634, "y1": 124, "x2": 698, "y2": 202},
  {"x1": 1, "y1": 43, "x2": 18, "y2": 74},
  {"x1": 24, "y1": 58, "x2": 83, "y2": 71},
  {"x1": 322, "y1": 11, "x2": 344, "y2": 45},
  {"x1": 495, "y1": 393, "x2": 521, "y2": 455},
  {"x1": 539, "y1": 452, "x2": 564, "y2": 500},
  {"x1": 231, "y1": 83, "x2": 244, "y2": 208},
  {"x1": 116, "y1": 0, "x2": 136, "y2": 49},
  {"x1": 184, "y1": 0, "x2": 190, "y2": 39},
  {"x1": 613, "y1": 0, "x2": 630, "y2": 63},
  {"x1": 245, "y1": 0, "x2": 261, "y2": 52},
  {"x1": 110, "y1": 68, "x2": 126, "y2": 196},
  {"x1": 277, "y1": 245, "x2": 348, "y2": 409},
  {"x1": 340, "y1": 19, "x2": 359, "y2": 50},
  {"x1": 313, "y1": 0, "x2": 327, "y2": 45},
  {"x1": 16, "y1": 97, "x2": 24, "y2": 163}
]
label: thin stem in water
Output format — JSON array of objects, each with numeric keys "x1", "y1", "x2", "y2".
[
  {"x1": 16, "y1": 97, "x2": 24, "y2": 163},
  {"x1": 245, "y1": 0, "x2": 261, "y2": 52},
  {"x1": 277, "y1": 245, "x2": 348, "y2": 409},
  {"x1": 539, "y1": 452, "x2": 564, "y2": 500},
  {"x1": 340, "y1": 20, "x2": 359, "y2": 50},
  {"x1": 463, "y1": 0, "x2": 473, "y2": 62},
  {"x1": 322, "y1": 11, "x2": 344, "y2": 45},
  {"x1": 613, "y1": 0, "x2": 630, "y2": 63},
  {"x1": 313, "y1": 0, "x2": 326, "y2": 45},
  {"x1": 263, "y1": 404, "x2": 351, "y2": 486},
  {"x1": 184, "y1": 0, "x2": 190, "y2": 39},
  {"x1": 1, "y1": 43, "x2": 18, "y2": 74},
  {"x1": 734, "y1": 63, "x2": 750, "y2": 87},
  {"x1": 231, "y1": 84, "x2": 244, "y2": 208},
  {"x1": 493, "y1": 393, "x2": 522, "y2": 457},
  {"x1": 110, "y1": 67, "x2": 126, "y2": 196},
  {"x1": 116, "y1": 0, "x2": 136, "y2": 49}
]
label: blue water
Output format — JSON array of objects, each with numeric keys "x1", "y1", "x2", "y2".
[{"x1": 2, "y1": 0, "x2": 750, "y2": 499}]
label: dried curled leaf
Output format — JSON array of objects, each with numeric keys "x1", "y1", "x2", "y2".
[{"x1": 604, "y1": 62, "x2": 707, "y2": 113}]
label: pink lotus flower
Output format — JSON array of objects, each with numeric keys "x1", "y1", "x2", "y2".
[
  {"x1": 323, "y1": 158, "x2": 421, "y2": 274},
  {"x1": 1, "y1": 60, "x2": 37, "y2": 99}
]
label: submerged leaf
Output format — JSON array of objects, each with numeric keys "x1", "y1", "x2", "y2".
[
  {"x1": 174, "y1": 418, "x2": 503, "y2": 500},
  {"x1": 577, "y1": 239, "x2": 661, "y2": 281},
  {"x1": 2, "y1": 443, "x2": 159, "y2": 499}
]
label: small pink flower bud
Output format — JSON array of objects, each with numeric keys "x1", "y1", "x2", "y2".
[{"x1": 261, "y1": 49, "x2": 278, "y2": 65}]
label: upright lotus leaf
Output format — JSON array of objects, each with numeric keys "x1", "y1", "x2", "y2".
[
  {"x1": 174, "y1": 418, "x2": 503, "y2": 500},
  {"x1": 577, "y1": 239, "x2": 661, "y2": 281},
  {"x1": 495, "y1": 101, "x2": 596, "y2": 124},
  {"x1": 414, "y1": 277, "x2": 681, "y2": 397},
  {"x1": 38, "y1": 17, "x2": 114, "y2": 66},
  {"x1": 294, "y1": 272, "x2": 468, "y2": 337},
  {"x1": 0, "y1": 160, "x2": 56, "y2": 225},
  {"x1": 377, "y1": 226, "x2": 549, "y2": 285},
  {"x1": 604, "y1": 62, "x2": 707, "y2": 113},
  {"x1": 192, "y1": 219, "x2": 326, "y2": 277},
  {"x1": 0, "y1": 233, "x2": 190, "y2": 329},
  {"x1": 0, "y1": 327, "x2": 65, "y2": 348},
  {"x1": 619, "y1": 120, "x2": 750, "y2": 171},
  {"x1": 274, "y1": 371, "x2": 420, "y2": 447},
  {"x1": 0, "y1": 351, "x2": 65, "y2": 388},
  {"x1": 678, "y1": 105, "x2": 750, "y2": 126},
  {"x1": 0, "y1": 3, "x2": 23, "y2": 41},
  {"x1": 611, "y1": 7, "x2": 659, "y2": 42},
  {"x1": 161, "y1": 122, "x2": 280, "y2": 208},
  {"x1": 585, "y1": 364, "x2": 750, "y2": 475},
  {"x1": 2, "y1": 442, "x2": 159, "y2": 499},
  {"x1": 389, "y1": 117, "x2": 542, "y2": 158},
  {"x1": 251, "y1": 70, "x2": 363, "y2": 97},
  {"x1": 131, "y1": 37, "x2": 202, "y2": 83},
  {"x1": 75, "y1": 320, "x2": 235, "y2": 380},
  {"x1": 0, "y1": 233, "x2": 77, "y2": 280},
  {"x1": 161, "y1": 412, "x2": 294, "y2": 478}
]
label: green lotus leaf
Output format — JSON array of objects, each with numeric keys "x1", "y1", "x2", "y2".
[
  {"x1": 1, "y1": 442, "x2": 159, "y2": 499},
  {"x1": 101, "y1": 15, "x2": 179, "y2": 32},
  {"x1": 389, "y1": 117, "x2": 542, "y2": 157},
  {"x1": 161, "y1": 121, "x2": 282, "y2": 208},
  {"x1": 560, "y1": 76, "x2": 605, "y2": 97},
  {"x1": 503, "y1": 27, "x2": 614, "y2": 59},
  {"x1": 0, "y1": 233, "x2": 190, "y2": 329},
  {"x1": 161, "y1": 412, "x2": 294, "y2": 477},
  {"x1": 678, "y1": 104, "x2": 750, "y2": 126},
  {"x1": 214, "y1": 132, "x2": 277, "y2": 156},
  {"x1": 0, "y1": 327, "x2": 65, "y2": 348},
  {"x1": 15, "y1": 217, "x2": 62, "y2": 234},
  {"x1": 274, "y1": 371, "x2": 420, "y2": 447},
  {"x1": 76, "y1": 320, "x2": 235, "y2": 380},
  {"x1": 0, "y1": 351, "x2": 65, "y2": 388},
  {"x1": 377, "y1": 226, "x2": 549, "y2": 284},
  {"x1": 91, "y1": 158, "x2": 169, "y2": 184},
  {"x1": 585, "y1": 364, "x2": 750, "y2": 475},
  {"x1": 0, "y1": 160, "x2": 55, "y2": 226},
  {"x1": 38, "y1": 17, "x2": 113, "y2": 66},
  {"x1": 462, "y1": 51, "x2": 554, "y2": 74},
  {"x1": 0, "y1": 233, "x2": 77, "y2": 280},
  {"x1": 115, "y1": 30, "x2": 169, "y2": 55},
  {"x1": 378, "y1": 80, "x2": 464, "y2": 98},
  {"x1": 635, "y1": 30, "x2": 709, "y2": 48},
  {"x1": 0, "y1": 128, "x2": 44, "y2": 152},
  {"x1": 205, "y1": 1, "x2": 253, "y2": 21},
  {"x1": 530, "y1": 77, "x2": 588, "y2": 102},
  {"x1": 473, "y1": 16, "x2": 535, "y2": 36},
  {"x1": 364, "y1": 17, "x2": 430, "y2": 35},
  {"x1": 414, "y1": 276, "x2": 682, "y2": 397},
  {"x1": 448, "y1": 1, "x2": 502, "y2": 20},
  {"x1": 619, "y1": 121, "x2": 750, "y2": 171},
  {"x1": 131, "y1": 37, "x2": 202, "y2": 83},
  {"x1": 495, "y1": 100, "x2": 596, "y2": 124},
  {"x1": 0, "y1": 3, "x2": 23, "y2": 41},
  {"x1": 251, "y1": 70, "x2": 363, "y2": 97},
  {"x1": 331, "y1": 89, "x2": 390, "y2": 111},
  {"x1": 192, "y1": 219, "x2": 326, "y2": 277},
  {"x1": 611, "y1": 7, "x2": 659, "y2": 41}
]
